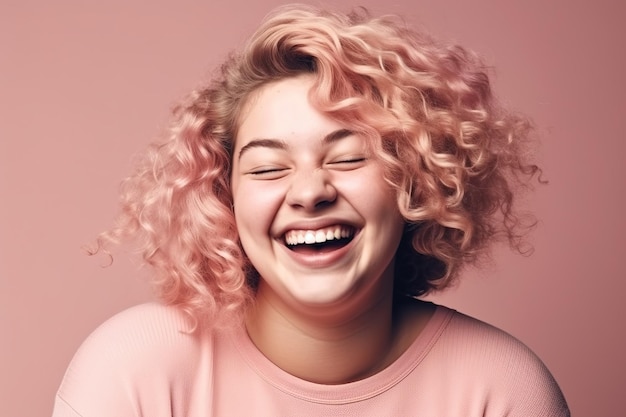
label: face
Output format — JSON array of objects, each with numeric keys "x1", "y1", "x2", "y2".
[{"x1": 231, "y1": 75, "x2": 405, "y2": 315}]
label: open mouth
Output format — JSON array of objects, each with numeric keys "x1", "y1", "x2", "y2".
[{"x1": 283, "y1": 225, "x2": 356, "y2": 254}]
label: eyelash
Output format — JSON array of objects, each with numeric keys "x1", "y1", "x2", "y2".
[
  {"x1": 331, "y1": 157, "x2": 366, "y2": 164},
  {"x1": 249, "y1": 167, "x2": 287, "y2": 176},
  {"x1": 327, "y1": 157, "x2": 368, "y2": 170}
]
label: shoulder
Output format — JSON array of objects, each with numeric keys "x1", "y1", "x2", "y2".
[
  {"x1": 443, "y1": 308, "x2": 553, "y2": 373},
  {"x1": 54, "y1": 303, "x2": 209, "y2": 416},
  {"x1": 69, "y1": 302, "x2": 200, "y2": 367},
  {"x1": 429, "y1": 305, "x2": 570, "y2": 416},
  {"x1": 443, "y1": 307, "x2": 538, "y2": 354}
]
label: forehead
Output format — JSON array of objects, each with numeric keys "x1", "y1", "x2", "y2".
[{"x1": 235, "y1": 75, "x2": 345, "y2": 149}]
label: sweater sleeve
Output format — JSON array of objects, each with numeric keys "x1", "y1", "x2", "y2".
[
  {"x1": 52, "y1": 395, "x2": 86, "y2": 417},
  {"x1": 498, "y1": 339, "x2": 570, "y2": 417},
  {"x1": 444, "y1": 311, "x2": 570, "y2": 417},
  {"x1": 51, "y1": 303, "x2": 200, "y2": 417}
]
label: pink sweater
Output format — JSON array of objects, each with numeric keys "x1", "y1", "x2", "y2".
[{"x1": 53, "y1": 303, "x2": 569, "y2": 416}]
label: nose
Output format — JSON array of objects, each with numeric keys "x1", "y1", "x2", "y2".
[{"x1": 285, "y1": 168, "x2": 337, "y2": 210}]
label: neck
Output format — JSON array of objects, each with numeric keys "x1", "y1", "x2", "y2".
[{"x1": 245, "y1": 279, "x2": 403, "y2": 384}]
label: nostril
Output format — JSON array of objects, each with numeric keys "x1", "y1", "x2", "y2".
[{"x1": 314, "y1": 199, "x2": 335, "y2": 209}]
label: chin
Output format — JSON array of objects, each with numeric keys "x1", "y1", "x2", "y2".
[{"x1": 274, "y1": 270, "x2": 386, "y2": 312}]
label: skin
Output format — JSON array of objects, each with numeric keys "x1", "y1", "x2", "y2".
[{"x1": 231, "y1": 75, "x2": 434, "y2": 384}]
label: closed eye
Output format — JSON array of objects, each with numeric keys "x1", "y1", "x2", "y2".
[
  {"x1": 247, "y1": 167, "x2": 289, "y2": 179},
  {"x1": 327, "y1": 157, "x2": 367, "y2": 170},
  {"x1": 334, "y1": 157, "x2": 366, "y2": 163}
]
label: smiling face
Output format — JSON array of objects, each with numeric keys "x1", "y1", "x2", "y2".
[{"x1": 231, "y1": 75, "x2": 405, "y2": 315}]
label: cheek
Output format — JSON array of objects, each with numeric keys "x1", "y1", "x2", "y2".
[
  {"x1": 339, "y1": 168, "x2": 398, "y2": 211},
  {"x1": 233, "y1": 182, "x2": 285, "y2": 234}
]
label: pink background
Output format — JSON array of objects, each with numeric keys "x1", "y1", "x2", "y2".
[{"x1": 1, "y1": 1, "x2": 624, "y2": 415}]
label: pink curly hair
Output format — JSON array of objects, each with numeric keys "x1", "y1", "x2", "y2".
[{"x1": 95, "y1": 4, "x2": 541, "y2": 327}]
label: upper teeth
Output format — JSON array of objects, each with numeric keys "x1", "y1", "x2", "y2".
[{"x1": 285, "y1": 226, "x2": 353, "y2": 246}]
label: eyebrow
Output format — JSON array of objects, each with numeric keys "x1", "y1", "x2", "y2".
[{"x1": 237, "y1": 129, "x2": 354, "y2": 160}]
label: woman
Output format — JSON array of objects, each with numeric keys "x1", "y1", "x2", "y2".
[{"x1": 53, "y1": 5, "x2": 570, "y2": 416}]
